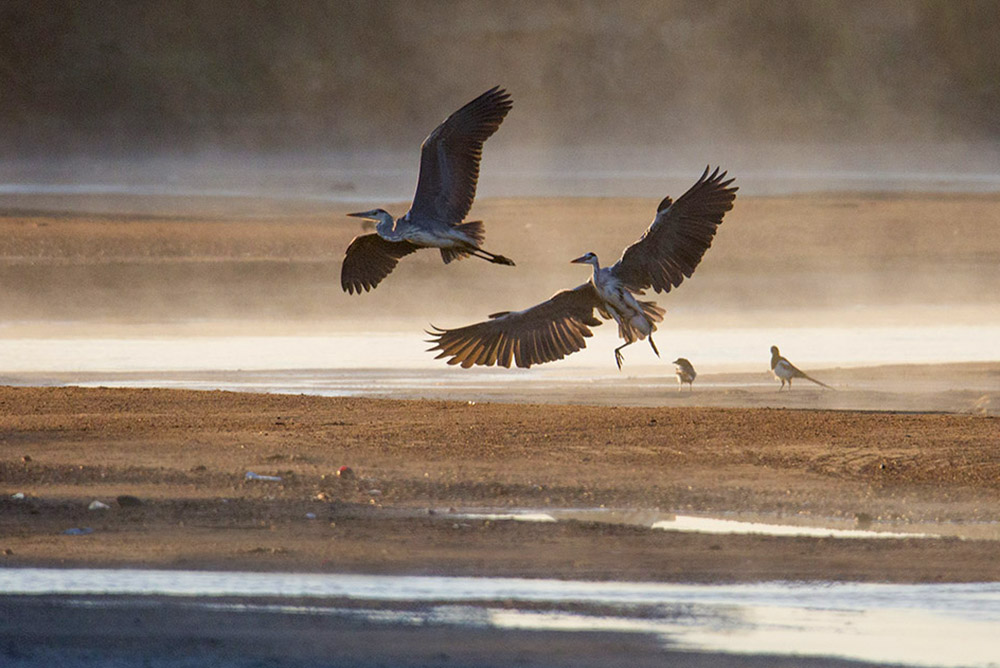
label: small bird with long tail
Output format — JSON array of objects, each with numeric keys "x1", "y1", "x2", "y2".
[{"x1": 770, "y1": 345, "x2": 832, "y2": 390}]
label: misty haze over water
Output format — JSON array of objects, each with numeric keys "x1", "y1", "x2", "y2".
[
  {"x1": 2, "y1": 1, "x2": 999, "y2": 199},
  {"x1": 4, "y1": 142, "x2": 1000, "y2": 207}
]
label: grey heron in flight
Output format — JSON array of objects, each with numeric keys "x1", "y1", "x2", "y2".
[
  {"x1": 770, "y1": 346, "x2": 833, "y2": 390},
  {"x1": 341, "y1": 86, "x2": 515, "y2": 294},
  {"x1": 427, "y1": 166, "x2": 737, "y2": 370}
]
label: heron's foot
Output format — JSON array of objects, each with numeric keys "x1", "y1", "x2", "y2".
[
  {"x1": 492, "y1": 254, "x2": 516, "y2": 266},
  {"x1": 614, "y1": 348, "x2": 624, "y2": 371}
]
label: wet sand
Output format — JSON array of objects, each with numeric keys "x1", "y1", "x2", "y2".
[
  {"x1": 3, "y1": 384, "x2": 1000, "y2": 582},
  {"x1": 12, "y1": 359, "x2": 999, "y2": 413}
]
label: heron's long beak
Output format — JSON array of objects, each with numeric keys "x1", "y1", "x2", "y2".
[
  {"x1": 570, "y1": 254, "x2": 589, "y2": 264},
  {"x1": 346, "y1": 211, "x2": 370, "y2": 219}
]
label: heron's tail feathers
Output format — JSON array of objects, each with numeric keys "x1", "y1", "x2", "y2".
[
  {"x1": 440, "y1": 221, "x2": 486, "y2": 264},
  {"x1": 456, "y1": 220, "x2": 485, "y2": 244},
  {"x1": 640, "y1": 300, "x2": 665, "y2": 323}
]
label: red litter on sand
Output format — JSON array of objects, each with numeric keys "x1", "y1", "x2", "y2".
[{"x1": 337, "y1": 466, "x2": 354, "y2": 479}]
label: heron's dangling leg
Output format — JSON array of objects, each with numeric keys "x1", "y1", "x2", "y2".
[
  {"x1": 779, "y1": 379, "x2": 786, "y2": 392},
  {"x1": 647, "y1": 334, "x2": 660, "y2": 358},
  {"x1": 469, "y1": 247, "x2": 516, "y2": 266},
  {"x1": 613, "y1": 341, "x2": 634, "y2": 371}
]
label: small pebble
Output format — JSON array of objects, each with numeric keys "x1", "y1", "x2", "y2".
[{"x1": 88, "y1": 500, "x2": 110, "y2": 511}]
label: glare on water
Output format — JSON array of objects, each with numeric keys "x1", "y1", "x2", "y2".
[{"x1": 1, "y1": 323, "x2": 998, "y2": 375}]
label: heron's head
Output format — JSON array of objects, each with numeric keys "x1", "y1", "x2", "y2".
[
  {"x1": 348, "y1": 208, "x2": 395, "y2": 234},
  {"x1": 770, "y1": 345, "x2": 779, "y2": 355},
  {"x1": 672, "y1": 358, "x2": 688, "y2": 366},
  {"x1": 571, "y1": 252, "x2": 599, "y2": 266},
  {"x1": 347, "y1": 208, "x2": 391, "y2": 222}
]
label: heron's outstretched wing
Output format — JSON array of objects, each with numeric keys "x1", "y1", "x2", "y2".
[
  {"x1": 427, "y1": 283, "x2": 603, "y2": 369},
  {"x1": 409, "y1": 86, "x2": 513, "y2": 224},
  {"x1": 611, "y1": 166, "x2": 737, "y2": 293},
  {"x1": 341, "y1": 233, "x2": 419, "y2": 294}
]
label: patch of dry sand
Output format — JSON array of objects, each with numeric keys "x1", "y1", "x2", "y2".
[{"x1": 2, "y1": 386, "x2": 999, "y2": 582}]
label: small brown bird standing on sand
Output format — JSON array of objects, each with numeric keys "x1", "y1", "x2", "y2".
[
  {"x1": 770, "y1": 345, "x2": 832, "y2": 391},
  {"x1": 673, "y1": 357, "x2": 697, "y2": 391}
]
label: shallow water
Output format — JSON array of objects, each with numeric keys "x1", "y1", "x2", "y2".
[
  {"x1": 2, "y1": 324, "x2": 998, "y2": 376},
  {"x1": 2, "y1": 568, "x2": 998, "y2": 667},
  {"x1": 652, "y1": 515, "x2": 933, "y2": 539},
  {"x1": 452, "y1": 509, "x2": 941, "y2": 540},
  {"x1": 2, "y1": 323, "x2": 997, "y2": 412},
  {"x1": 5, "y1": 143, "x2": 1000, "y2": 201}
]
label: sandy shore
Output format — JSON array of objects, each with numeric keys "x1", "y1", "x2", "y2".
[
  {"x1": 1, "y1": 191, "x2": 999, "y2": 583},
  {"x1": 3, "y1": 385, "x2": 999, "y2": 582},
  {"x1": 0, "y1": 191, "x2": 998, "y2": 665}
]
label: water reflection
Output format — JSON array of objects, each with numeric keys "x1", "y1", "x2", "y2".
[
  {"x1": 651, "y1": 515, "x2": 933, "y2": 539},
  {"x1": 2, "y1": 569, "x2": 999, "y2": 667},
  {"x1": 453, "y1": 508, "x2": 939, "y2": 539}
]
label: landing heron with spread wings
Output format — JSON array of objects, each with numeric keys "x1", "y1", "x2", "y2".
[
  {"x1": 427, "y1": 167, "x2": 737, "y2": 369},
  {"x1": 341, "y1": 86, "x2": 516, "y2": 294}
]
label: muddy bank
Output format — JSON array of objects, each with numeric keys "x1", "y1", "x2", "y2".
[{"x1": 2, "y1": 386, "x2": 999, "y2": 582}]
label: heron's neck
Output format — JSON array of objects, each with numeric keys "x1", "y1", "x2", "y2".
[
  {"x1": 770, "y1": 351, "x2": 780, "y2": 369},
  {"x1": 374, "y1": 212, "x2": 400, "y2": 239},
  {"x1": 587, "y1": 258, "x2": 604, "y2": 284}
]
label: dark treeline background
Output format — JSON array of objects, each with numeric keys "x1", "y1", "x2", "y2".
[{"x1": 2, "y1": 0, "x2": 998, "y2": 156}]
